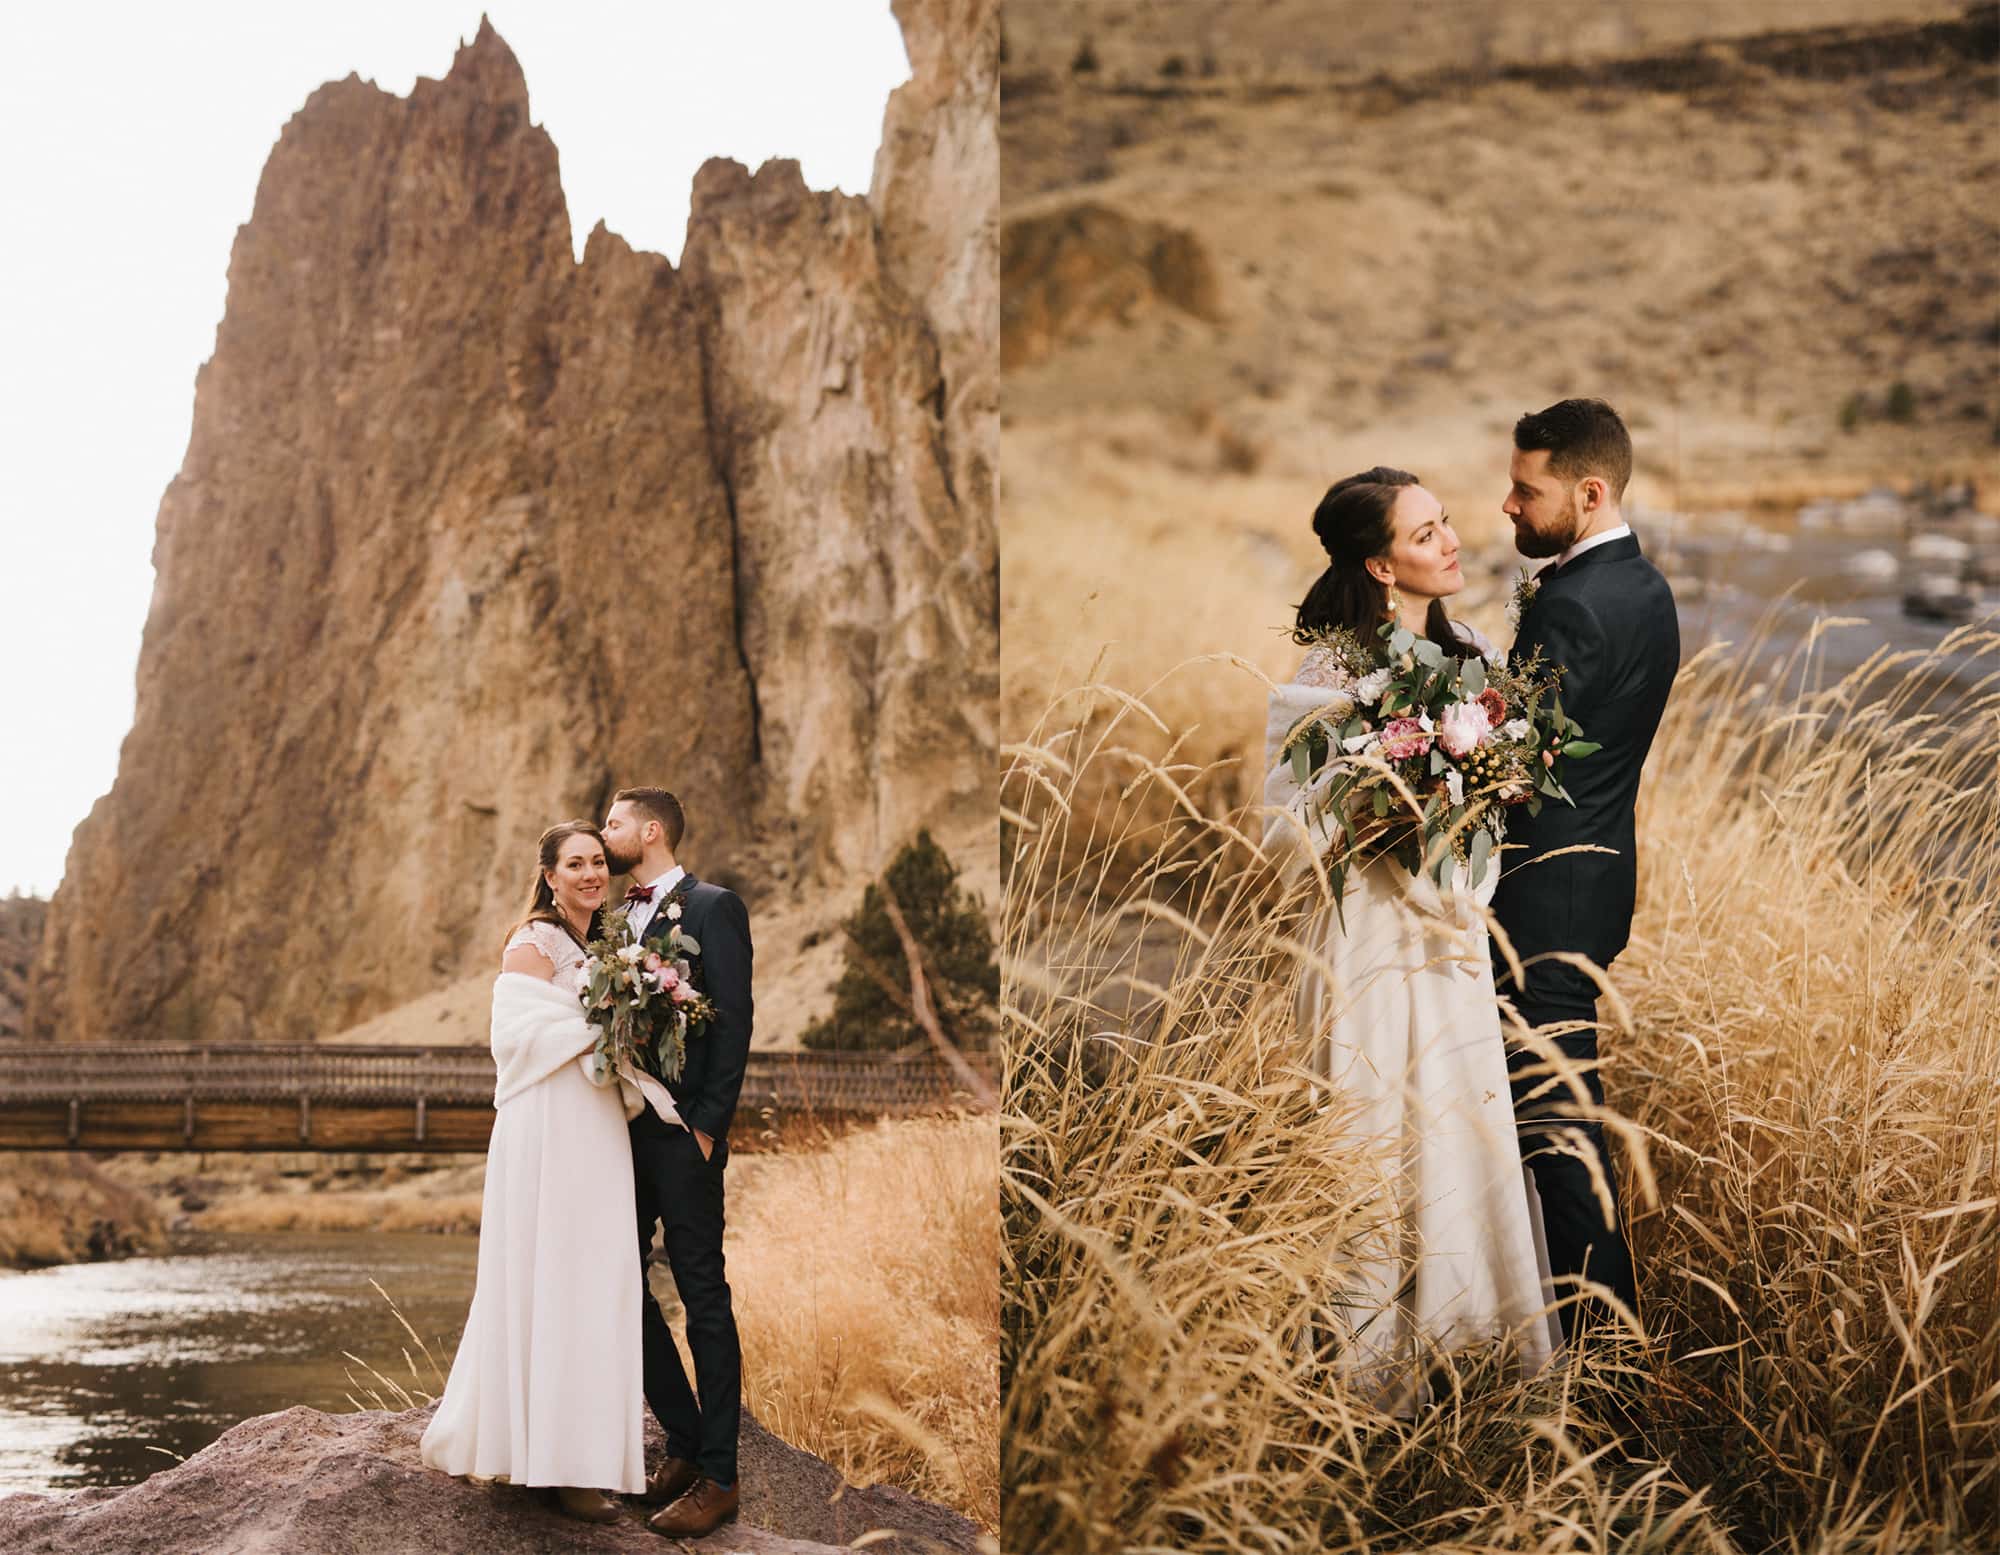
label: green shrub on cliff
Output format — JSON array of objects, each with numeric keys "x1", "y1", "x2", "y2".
[{"x1": 801, "y1": 832, "x2": 998, "y2": 1053}]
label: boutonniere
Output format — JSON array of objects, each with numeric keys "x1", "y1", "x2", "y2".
[{"x1": 1505, "y1": 568, "x2": 1542, "y2": 633}]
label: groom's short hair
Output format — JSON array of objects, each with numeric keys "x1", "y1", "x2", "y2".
[
  {"x1": 1514, "y1": 398, "x2": 1632, "y2": 500},
  {"x1": 614, "y1": 786, "x2": 685, "y2": 851}
]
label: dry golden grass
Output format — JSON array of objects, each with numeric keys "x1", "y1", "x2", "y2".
[
  {"x1": 0, "y1": 1153, "x2": 166, "y2": 1268},
  {"x1": 732, "y1": 1112, "x2": 1001, "y2": 1532},
  {"x1": 1001, "y1": 621, "x2": 2000, "y2": 1553},
  {"x1": 194, "y1": 1189, "x2": 487, "y2": 1236}
]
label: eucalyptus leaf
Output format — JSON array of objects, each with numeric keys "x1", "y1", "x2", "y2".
[
  {"x1": 1460, "y1": 656, "x2": 1486, "y2": 695},
  {"x1": 1411, "y1": 639, "x2": 1445, "y2": 669},
  {"x1": 1469, "y1": 827, "x2": 1492, "y2": 888},
  {"x1": 1563, "y1": 740, "x2": 1601, "y2": 759},
  {"x1": 1429, "y1": 747, "x2": 1448, "y2": 776},
  {"x1": 1372, "y1": 786, "x2": 1390, "y2": 819},
  {"x1": 1292, "y1": 741, "x2": 1311, "y2": 786},
  {"x1": 1388, "y1": 627, "x2": 1416, "y2": 656}
]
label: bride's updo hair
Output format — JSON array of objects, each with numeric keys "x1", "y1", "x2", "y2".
[
  {"x1": 507, "y1": 819, "x2": 607, "y2": 952},
  {"x1": 1293, "y1": 465, "x2": 1463, "y2": 656}
]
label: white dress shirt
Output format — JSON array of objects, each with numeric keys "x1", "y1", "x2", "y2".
[
  {"x1": 625, "y1": 864, "x2": 686, "y2": 941},
  {"x1": 1554, "y1": 521, "x2": 1632, "y2": 570}
]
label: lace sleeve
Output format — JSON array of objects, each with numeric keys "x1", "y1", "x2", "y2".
[
  {"x1": 1294, "y1": 644, "x2": 1344, "y2": 688},
  {"x1": 504, "y1": 920, "x2": 577, "y2": 974}
]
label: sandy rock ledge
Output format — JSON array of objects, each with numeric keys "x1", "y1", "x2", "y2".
[{"x1": 0, "y1": 1403, "x2": 982, "y2": 1555}]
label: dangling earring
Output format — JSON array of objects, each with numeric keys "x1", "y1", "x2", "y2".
[{"x1": 1384, "y1": 582, "x2": 1401, "y2": 619}]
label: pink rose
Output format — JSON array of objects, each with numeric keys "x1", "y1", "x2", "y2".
[
  {"x1": 659, "y1": 968, "x2": 680, "y2": 990},
  {"x1": 1377, "y1": 716, "x2": 1433, "y2": 761},
  {"x1": 1438, "y1": 700, "x2": 1492, "y2": 758},
  {"x1": 644, "y1": 952, "x2": 665, "y2": 973},
  {"x1": 671, "y1": 983, "x2": 695, "y2": 1005}
]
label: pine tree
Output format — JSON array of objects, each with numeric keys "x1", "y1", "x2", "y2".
[{"x1": 801, "y1": 832, "x2": 999, "y2": 1053}]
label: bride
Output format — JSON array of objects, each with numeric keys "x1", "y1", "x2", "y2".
[
  {"x1": 1263, "y1": 466, "x2": 1560, "y2": 1412},
  {"x1": 420, "y1": 820, "x2": 666, "y2": 1521}
]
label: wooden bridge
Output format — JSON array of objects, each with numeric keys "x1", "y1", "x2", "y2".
[{"x1": 0, "y1": 1043, "x2": 998, "y2": 1152}]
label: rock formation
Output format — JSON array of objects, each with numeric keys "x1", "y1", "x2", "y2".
[
  {"x1": 29, "y1": 0, "x2": 997, "y2": 1046},
  {"x1": 1000, "y1": 203, "x2": 1220, "y2": 369},
  {"x1": 0, "y1": 894, "x2": 44, "y2": 1040},
  {"x1": 0, "y1": 1402, "x2": 983, "y2": 1553}
]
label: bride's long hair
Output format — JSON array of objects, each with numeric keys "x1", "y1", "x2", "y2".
[
  {"x1": 1293, "y1": 466, "x2": 1466, "y2": 657},
  {"x1": 506, "y1": 819, "x2": 607, "y2": 952}
]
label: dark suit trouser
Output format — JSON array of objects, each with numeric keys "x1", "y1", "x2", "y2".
[
  {"x1": 1505, "y1": 991, "x2": 1640, "y2": 1346},
  {"x1": 633, "y1": 1123, "x2": 741, "y2": 1485}
]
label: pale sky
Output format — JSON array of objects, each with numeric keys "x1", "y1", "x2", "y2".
[{"x1": 0, "y1": 2, "x2": 909, "y2": 897}]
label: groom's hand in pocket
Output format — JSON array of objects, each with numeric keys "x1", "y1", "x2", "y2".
[{"x1": 692, "y1": 1128, "x2": 714, "y2": 1162}]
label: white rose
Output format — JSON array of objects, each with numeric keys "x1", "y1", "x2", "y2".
[
  {"x1": 618, "y1": 944, "x2": 646, "y2": 963},
  {"x1": 1501, "y1": 718, "x2": 1532, "y2": 742},
  {"x1": 1341, "y1": 731, "x2": 1380, "y2": 755},
  {"x1": 1354, "y1": 668, "x2": 1393, "y2": 705},
  {"x1": 667, "y1": 903, "x2": 683, "y2": 922}
]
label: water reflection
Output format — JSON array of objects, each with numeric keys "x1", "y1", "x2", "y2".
[{"x1": 0, "y1": 1232, "x2": 477, "y2": 1492}]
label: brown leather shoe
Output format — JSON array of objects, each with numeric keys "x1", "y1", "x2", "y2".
[
  {"x1": 646, "y1": 1476, "x2": 740, "y2": 1537},
  {"x1": 641, "y1": 1455, "x2": 700, "y2": 1507},
  {"x1": 554, "y1": 1485, "x2": 622, "y2": 1523}
]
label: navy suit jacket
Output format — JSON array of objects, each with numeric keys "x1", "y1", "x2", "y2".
[
  {"x1": 629, "y1": 873, "x2": 754, "y2": 1144},
  {"x1": 1490, "y1": 533, "x2": 1679, "y2": 985}
]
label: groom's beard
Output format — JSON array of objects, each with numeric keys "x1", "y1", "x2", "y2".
[
  {"x1": 603, "y1": 842, "x2": 642, "y2": 875},
  {"x1": 1513, "y1": 492, "x2": 1585, "y2": 559}
]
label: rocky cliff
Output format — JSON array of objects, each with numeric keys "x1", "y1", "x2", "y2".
[
  {"x1": 29, "y1": 0, "x2": 997, "y2": 1045},
  {"x1": 0, "y1": 1402, "x2": 983, "y2": 1554}
]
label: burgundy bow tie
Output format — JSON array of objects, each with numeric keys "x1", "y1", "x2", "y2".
[{"x1": 623, "y1": 884, "x2": 655, "y2": 905}]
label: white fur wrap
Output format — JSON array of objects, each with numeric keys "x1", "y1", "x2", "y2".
[{"x1": 489, "y1": 973, "x2": 682, "y2": 1128}]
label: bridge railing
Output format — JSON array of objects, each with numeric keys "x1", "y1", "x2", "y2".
[{"x1": 0, "y1": 1043, "x2": 998, "y2": 1115}]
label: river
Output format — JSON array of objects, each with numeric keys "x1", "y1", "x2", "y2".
[
  {"x1": 0, "y1": 1231, "x2": 478, "y2": 1493},
  {"x1": 1653, "y1": 496, "x2": 2000, "y2": 694}
]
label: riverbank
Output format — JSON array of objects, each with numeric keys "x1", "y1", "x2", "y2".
[
  {"x1": 0, "y1": 1156, "x2": 163, "y2": 1269},
  {"x1": 0, "y1": 1399, "x2": 983, "y2": 1555},
  {"x1": 0, "y1": 1113, "x2": 1000, "y2": 1529}
]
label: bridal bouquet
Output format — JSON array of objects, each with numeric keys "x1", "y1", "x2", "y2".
[
  {"x1": 577, "y1": 900, "x2": 717, "y2": 1085},
  {"x1": 1276, "y1": 621, "x2": 1597, "y2": 904}
]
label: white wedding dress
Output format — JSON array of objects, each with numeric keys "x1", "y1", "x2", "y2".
[
  {"x1": 1265, "y1": 629, "x2": 1560, "y2": 1412},
  {"x1": 419, "y1": 920, "x2": 647, "y2": 1491}
]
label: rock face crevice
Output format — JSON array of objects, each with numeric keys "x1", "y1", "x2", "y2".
[{"x1": 29, "y1": 0, "x2": 997, "y2": 1046}]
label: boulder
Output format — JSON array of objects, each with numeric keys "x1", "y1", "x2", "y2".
[{"x1": 0, "y1": 1402, "x2": 983, "y2": 1554}]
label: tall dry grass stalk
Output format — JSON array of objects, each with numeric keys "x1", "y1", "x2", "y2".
[
  {"x1": 1001, "y1": 620, "x2": 2000, "y2": 1553},
  {"x1": 731, "y1": 1113, "x2": 1000, "y2": 1531}
]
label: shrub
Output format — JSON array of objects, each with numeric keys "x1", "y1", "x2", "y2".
[
  {"x1": 801, "y1": 832, "x2": 999, "y2": 1053},
  {"x1": 1886, "y1": 379, "x2": 1917, "y2": 422},
  {"x1": 1070, "y1": 38, "x2": 1099, "y2": 75}
]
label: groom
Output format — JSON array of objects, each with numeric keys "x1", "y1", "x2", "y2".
[
  {"x1": 1491, "y1": 399, "x2": 1677, "y2": 1348},
  {"x1": 600, "y1": 785, "x2": 753, "y2": 1538}
]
